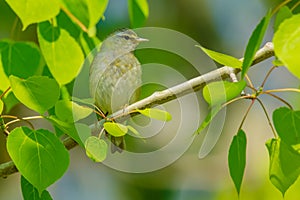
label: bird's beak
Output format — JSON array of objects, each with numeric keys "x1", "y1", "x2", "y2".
[{"x1": 136, "y1": 37, "x2": 149, "y2": 42}]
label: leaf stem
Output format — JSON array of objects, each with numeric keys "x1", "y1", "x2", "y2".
[
  {"x1": 2, "y1": 115, "x2": 43, "y2": 130},
  {"x1": 291, "y1": 1, "x2": 300, "y2": 11},
  {"x1": 260, "y1": 66, "x2": 277, "y2": 88},
  {"x1": 0, "y1": 87, "x2": 11, "y2": 100},
  {"x1": 60, "y1": 6, "x2": 88, "y2": 33},
  {"x1": 272, "y1": 0, "x2": 292, "y2": 15},
  {"x1": 265, "y1": 88, "x2": 300, "y2": 93},
  {"x1": 244, "y1": 74, "x2": 254, "y2": 89},
  {"x1": 262, "y1": 91, "x2": 293, "y2": 109},
  {"x1": 238, "y1": 99, "x2": 255, "y2": 131},
  {"x1": 255, "y1": 98, "x2": 277, "y2": 138}
]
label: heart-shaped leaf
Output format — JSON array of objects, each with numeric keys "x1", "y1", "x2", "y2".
[
  {"x1": 266, "y1": 138, "x2": 300, "y2": 196},
  {"x1": 5, "y1": 0, "x2": 60, "y2": 30},
  {"x1": 228, "y1": 129, "x2": 247, "y2": 195},
  {"x1": 273, "y1": 107, "x2": 300, "y2": 145},
  {"x1": 9, "y1": 75, "x2": 59, "y2": 114},
  {"x1": 85, "y1": 136, "x2": 107, "y2": 162},
  {"x1": 104, "y1": 122, "x2": 128, "y2": 137},
  {"x1": 196, "y1": 45, "x2": 242, "y2": 68},
  {"x1": 0, "y1": 99, "x2": 3, "y2": 114},
  {"x1": 0, "y1": 40, "x2": 44, "y2": 79},
  {"x1": 274, "y1": 6, "x2": 293, "y2": 32},
  {"x1": 128, "y1": 0, "x2": 149, "y2": 28},
  {"x1": 7, "y1": 127, "x2": 69, "y2": 194},
  {"x1": 46, "y1": 116, "x2": 91, "y2": 147},
  {"x1": 21, "y1": 176, "x2": 53, "y2": 200},
  {"x1": 61, "y1": 0, "x2": 108, "y2": 30},
  {"x1": 203, "y1": 80, "x2": 246, "y2": 106},
  {"x1": 55, "y1": 100, "x2": 93, "y2": 123},
  {"x1": 37, "y1": 21, "x2": 84, "y2": 85},
  {"x1": 273, "y1": 14, "x2": 300, "y2": 79}
]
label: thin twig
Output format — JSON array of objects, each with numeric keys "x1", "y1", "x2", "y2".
[
  {"x1": 238, "y1": 99, "x2": 256, "y2": 131},
  {"x1": 260, "y1": 66, "x2": 277, "y2": 88},
  {"x1": 0, "y1": 87, "x2": 11, "y2": 100},
  {"x1": 262, "y1": 91, "x2": 293, "y2": 109},
  {"x1": 272, "y1": 0, "x2": 292, "y2": 15},
  {"x1": 265, "y1": 88, "x2": 300, "y2": 93},
  {"x1": 0, "y1": 42, "x2": 275, "y2": 178},
  {"x1": 255, "y1": 98, "x2": 277, "y2": 138},
  {"x1": 291, "y1": 1, "x2": 300, "y2": 11},
  {"x1": 60, "y1": 6, "x2": 88, "y2": 33}
]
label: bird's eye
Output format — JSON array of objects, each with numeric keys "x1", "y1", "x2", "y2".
[{"x1": 124, "y1": 35, "x2": 130, "y2": 40}]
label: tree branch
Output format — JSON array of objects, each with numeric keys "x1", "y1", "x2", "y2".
[{"x1": 0, "y1": 42, "x2": 274, "y2": 178}]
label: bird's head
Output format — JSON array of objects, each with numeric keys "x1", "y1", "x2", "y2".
[{"x1": 101, "y1": 29, "x2": 148, "y2": 53}]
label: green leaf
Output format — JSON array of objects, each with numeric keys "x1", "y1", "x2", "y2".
[
  {"x1": 194, "y1": 105, "x2": 222, "y2": 134},
  {"x1": 21, "y1": 176, "x2": 53, "y2": 200},
  {"x1": 196, "y1": 45, "x2": 242, "y2": 68},
  {"x1": 5, "y1": 0, "x2": 60, "y2": 30},
  {"x1": 1, "y1": 91, "x2": 19, "y2": 113},
  {"x1": 128, "y1": 0, "x2": 149, "y2": 28},
  {"x1": 242, "y1": 10, "x2": 271, "y2": 78},
  {"x1": 85, "y1": 136, "x2": 107, "y2": 162},
  {"x1": 203, "y1": 80, "x2": 246, "y2": 106},
  {"x1": 46, "y1": 116, "x2": 90, "y2": 147},
  {"x1": 7, "y1": 127, "x2": 69, "y2": 194},
  {"x1": 273, "y1": 107, "x2": 300, "y2": 145},
  {"x1": 9, "y1": 76, "x2": 60, "y2": 114},
  {"x1": 0, "y1": 57, "x2": 10, "y2": 91},
  {"x1": 79, "y1": 32, "x2": 101, "y2": 56},
  {"x1": 228, "y1": 129, "x2": 247, "y2": 195},
  {"x1": 0, "y1": 40, "x2": 44, "y2": 78},
  {"x1": 273, "y1": 14, "x2": 300, "y2": 79},
  {"x1": 61, "y1": 0, "x2": 108, "y2": 29},
  {"x1": 37, "y1": 21, "x2": 84, "y2": 85},
  {"x1": 266, "y1": 138, "x2": 300, "y2": 196},
  {"x1": 0, "y1": 99, "x2": 3, "y2": 114},
  {"x1": 55, "y1": 100, "x2": 93, "y2": 123},
  {"x1": 104, "y1": 122, "x2": 128, "y2": 137},
  {"x1": 137, "y1": 108, "x2": 172, "y2": 121},
  {"x1": 274, "y1": 6, "x2": 293, "y2": 32}
]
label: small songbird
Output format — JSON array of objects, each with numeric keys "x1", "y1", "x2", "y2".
[{"x1": 89, "y1": 29, "x2": 148, "y2": 152}]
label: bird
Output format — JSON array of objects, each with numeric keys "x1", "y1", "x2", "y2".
[{"x1": 89, "y1": 29, "x2": 148, "y2": 152}]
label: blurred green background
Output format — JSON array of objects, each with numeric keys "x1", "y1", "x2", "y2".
[{"x1": 1, "y1": 0, "x2": 300, "y2": 199}]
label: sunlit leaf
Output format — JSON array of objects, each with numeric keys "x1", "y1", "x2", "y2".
[
  {"x1": 7, "y1": 127, "x2": 69, "y2": 194},
  {"x1": 0, "y1": 99, "x2": 3, "y2": 114},
  {"x1": 274, "y1": 6, "x2": 293, "y2": 32},
  {"x1": 61, "y1": 0, "x2": 108, "y2": 29},
  {"x1": 196, "y1": 45, "x2": 242, "y2": 68},
  {"x1": 228, "y1": 129, "x2": 247, "y2": 195},
  {"x1": 55, "y1": 100, "x2": 93, "y2": 123},
  {"x1": 46, "y1": 116, "x2": 90, "y2": 147},
  {"x1": 273, "y1": 14, "x2": 300, "y2": 79},
  {"x1": 37, "y1": 21, "x2": 84, "y2": 85},
  {"x1": 104, "y1": 122, "x2": 128, "y2": 137},
  {"x1": 85, "y1": 136, "x2": 107, "y2": 162},
  {"x1": 5, "y1": 0, "x2": 60, "y2": 30},
  {"x1": 203, "y1": 80, "x2": 246, "y2": 106},
  {"x1": 266, "y1": 138, "x2": 300, "y2": 196},
  {"x1": 79, "y1": 32, "x2": 101, "y2": 56},
  {"x1": 9, "y1": 76, "x2": 59, "y2": 114},
  {"x1": 273, "y1": 107, "x2": 300, "y2": 145},
  {"x1": 242, "y1": 10, "x2": 271, "y2": 78},
  {"x1": 137, "y1": 108, "x2": 172, "y2": 121},
  {"x1": 0, "y1": 40, "x2": 44, "y2": 78},
  {"x1": 128, "y1": 0, "x2": 149, "y2": 28},
  {"x1": 0, "y1": 56, "x2": 10, "y2": 91},
  {"x1": 21, "y1": 176, "x2": 53, "y2": 200}
]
